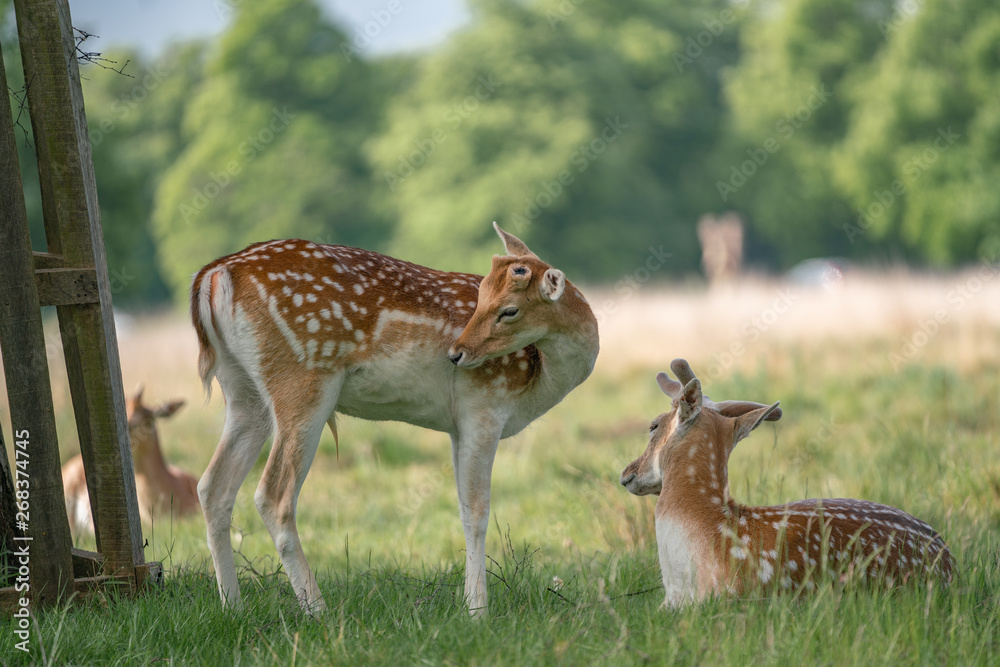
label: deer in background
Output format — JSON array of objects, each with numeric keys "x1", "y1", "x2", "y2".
[
  {"x1": 620, "y1": 359, "x2": 953, "y2": 607},
  {"x1": 63, "y1": 387, "x2": 199, "y2": 539},
  {"x1": 697, "y1": 213, "x2": 743, "y2": 286},
  {"x1": 191, "y1": 223, "x2": 599, "y2": 615}
]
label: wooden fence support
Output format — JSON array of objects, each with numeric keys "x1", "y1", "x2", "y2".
[{"x1": 0, "y1": 0, "x2": 161, "y2": 611}]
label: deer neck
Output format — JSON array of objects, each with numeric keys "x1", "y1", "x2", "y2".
[
  {"x1": 530, "y1": 285, "x2": 599, "y2": 395},
  {"x1": 131, "y1": 436, "x2": 171, "y2": 485},
  {"x1": 658, "y1": 429, "x2": 733, "y2": 525}
]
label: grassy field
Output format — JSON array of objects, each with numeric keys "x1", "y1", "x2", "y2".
[{"x1": 2, "y1": 270, "x2": 999, "y2": 664}]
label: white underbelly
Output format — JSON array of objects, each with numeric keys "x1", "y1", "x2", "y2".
[{"x1": 336, "y1": 351, "x2": 457, "y2": 433}]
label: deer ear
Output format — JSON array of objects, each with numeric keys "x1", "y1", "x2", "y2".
[
  {"x1": 539, "y1": 268, "x2": 565, "y2": 302},
  {"x1": 494, "y1": 221, "x2": 537, "y2": 258},
  {"x1": 656, "y1": 371, "x2": 683, "y2": 398},
  {"x1": 678, "y1": 378, "x2": 702, "y2": 423},
  {"x1": 711, "y1": 400, "x2": 783, "y2": 422},
  {"x1": 154, "y1": 400, "x2": 185, "y2": 419},
  {"x1": 509, "y1": 264, "x2": 532, "y2": 290},
  {"x1": 733, "y1": 401, "x2": 781, "y2": 446}
]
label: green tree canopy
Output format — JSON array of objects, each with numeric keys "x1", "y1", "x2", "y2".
[
  {"x1": 368, "y1": 0, "x2": 743, "y2": 279},
  {"x1": 151, "y1": 0, "x2": 394, "y2": 297},
  {"x1": 8, "y1": 0, "x2": 997, "y2": 306},
  {"x1": 834, "y1": 0, "x2": 1000, "y2": 263},
  {"x1": 719, "y1": 0, "x2": 898, "y2": 267},
  {"x1": 82, "y1": 45, "x2": 205, "y2": 304}
]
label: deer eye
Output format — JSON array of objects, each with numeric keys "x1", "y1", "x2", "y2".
[
  {"x1": 497, "y1": 307, "x2": 520, "y2": 322},
  {"x1": 649, "y1": 422, "x2": 658, "y2": 432}
]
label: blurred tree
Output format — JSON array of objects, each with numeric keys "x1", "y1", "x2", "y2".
[
  {"x1": 9, "y1": 0, "x2": 993, "y2": 297},
  {"x1": 720, "y1": 0, "x2": 899, "y2": 268},
  {"x1": 3, "y1": 3, "x2": 181, "y2": 304},
  {"x1": 834, "y1": 0, "x2": 1000, "y2": 264},
  {"x1": 82, "y1": 45, "x2": 204, "y2": 305},
  {"x1": 368, "y1": 0, "x2": 744, "y2": 279},
  {"x1": 152, "y1": 0, "x2": 398, "y2": 298}
]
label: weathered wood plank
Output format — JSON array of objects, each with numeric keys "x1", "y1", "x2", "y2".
[
  {"x1": 71, "y1": 548, "x2": 104, "y2": 579},
  {"x1": 35, "y1": 267, "x2": 99, "y2": 306},
  {"x1": 134, "y1": 562, "x2": 165, "y2": 591},
  {"x1": 14, "y1": 0, "x2": 146, "y2": 575},
  {"x1": 0, "y1": 32, "x2": 75, "y2": 609},
  {"x1": 32, "y1": 251, "x2": 65, "y2": 270}
]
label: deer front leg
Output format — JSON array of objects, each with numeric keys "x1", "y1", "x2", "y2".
[{"x1": 451, "y1": 426, "x2": 501, "y2": 618}]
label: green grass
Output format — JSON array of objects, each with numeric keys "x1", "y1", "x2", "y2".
[
  {"x1": 2, "y1": 300, "x2": 999, "y2": 665},
  {"x1": 3, "y1": 533, "x2": 998, "y2": 665}
]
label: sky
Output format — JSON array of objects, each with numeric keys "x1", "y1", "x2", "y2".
[{"x1": 69, "y1": 0, "x2": 470, "y2": 57}]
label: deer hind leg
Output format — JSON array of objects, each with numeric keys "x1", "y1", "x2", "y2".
[
  {"x1": 197, "y1": 366, "x2": 273, "y2": 609},
  {"x1": 254, "y1": 373, "x2": 342, "y2": 614}
]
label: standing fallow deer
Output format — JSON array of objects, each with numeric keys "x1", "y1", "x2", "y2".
[
  {"x1": 620, "y1": 359, "x2": 953, "y2": 607},
  {"x1": 696, "y1": 213, "x2": 743, "y2": 286},
  {"x1": 63, "y1": 387, "x2": 198, "y2": 538},
  {"x1": 191, "y1": 223, "x2": 599, "y2": 615}
]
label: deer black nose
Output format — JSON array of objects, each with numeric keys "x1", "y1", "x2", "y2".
[
  {"x1": 449, "y1": 351, "x2": 464, "y2": 365},
  {"x1": 620, "y1": 472, "x2": 635, "y2": 487}
]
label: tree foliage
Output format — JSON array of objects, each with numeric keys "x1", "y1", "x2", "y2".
[
  {"x1": 369, "y1": 0, "x2": 742, "y2": 277},
  {"x1": 719, "y1": 0, "x2": 898, "y2": 267},
  {"x1": 5, "y1": 0, "x2": 998, "y2": 305},
  {"x1": 834, "y1": 0, "x2": 1000, "y2": 264},
  {"x1": 151, "y1": 0, "x2": 394, "y2": 296}
]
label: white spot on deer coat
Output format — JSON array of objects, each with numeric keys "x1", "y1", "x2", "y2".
[{"x1": 759, "y1": 560, "x2": 774, "y2": 584}]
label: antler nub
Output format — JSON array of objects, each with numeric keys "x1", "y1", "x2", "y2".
[
  {"x1": 670, "y1": 358, "x2": 697, "y2": 385},
  {"x1": 660, "y1": 358, "x2": 781, "y2": 421},
  {"x1": 656, "y1": 371, "x2": 683, "y2": 398}
]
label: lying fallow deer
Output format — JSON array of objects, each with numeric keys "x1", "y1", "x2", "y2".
[
  {"x1": 191, "y1": 223, "x2": 599, "y2": 615},
  {"x1": 63, "y1": 388, "x2": 200, "y2": 538},
  {"x1": 620, "y1": 359, "x2": 953, "y2": 607}
]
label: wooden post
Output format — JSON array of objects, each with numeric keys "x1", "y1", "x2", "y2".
[
  {"x1": 12, "y1": 0, "x2": 145, "y2": 577},
  {"x1": 0, "y1": 36, "x2": 75, "y2": 605}
]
